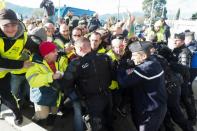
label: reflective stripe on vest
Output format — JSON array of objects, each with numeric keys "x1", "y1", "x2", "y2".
[
  {"x1": 27, "y1": 61, "x2": 61, "y2": 106},
  {"x1": 27, "y1": 60, "x2": 59, "y2": 85}
]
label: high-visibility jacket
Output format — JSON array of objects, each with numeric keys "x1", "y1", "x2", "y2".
[
  {"x1": 26, "y1": 55, "x2": 68, "y2": 106},
  {"x1": 53, "y1": 38, "x2": 66, "y2": 50},
  {"x1": 53, "y1": 38, "x2": 77, "y2": 60},
  {"x1": 0, "y1": 32, "x2": 28, "y2": 78},
  {"x1": 145, "y1": 27, "x2": 164, "y2": 42},
  {"x1": 106, "y1": 49, "x2": 119, "y2": 90},
  {"x1": 156, "y1": 28, "x2": 165, "y2": 42},
  {"x1": 97, "y1": 47, "x2": 106, "y2": 54}
]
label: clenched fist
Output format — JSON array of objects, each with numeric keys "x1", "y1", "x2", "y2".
[
  {"x1": 52, "y1": 71, "x2": 63, "y2": 80},
  {"x1": 23, "y1": 60, "x2": 33, "y2": 68}
]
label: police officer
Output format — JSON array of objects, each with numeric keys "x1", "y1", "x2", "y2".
[
  {"x1": 172, "y1": 33, "x2": 197, "y2": 124},
  {"x1": 0, "y1": 9, "x2": 38, "y2": 125},
  {"x1": 185, "y1": 31, "x2": 197, "y2": 85},
  {"x1": 151, "y1": 44, "x2": 194, "y2": 131},
  {"x1": 62, "y1": 37, "x2": 114, "y2": 131},
  {"x1": 117, "y1": 41, "x2": 167, "y2": 131}
]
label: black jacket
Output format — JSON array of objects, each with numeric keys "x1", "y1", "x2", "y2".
[
  {"x1": 63, "y1": 51, "x2": 113, "y2": 98},
  {"x1": 173, "y1": 45, "x2": 191, "y2": 67},
  {"x1": 172, "y1": 45, "x2": 191, "y2": 81}
]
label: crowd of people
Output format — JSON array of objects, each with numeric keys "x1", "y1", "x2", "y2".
[{"x1": 0, "y1": 4, "x2": 197, "y2": 131}]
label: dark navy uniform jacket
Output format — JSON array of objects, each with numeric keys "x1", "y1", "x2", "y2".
[
  {"x1": 63, "y1": 51, "x2": 113, "y2": 98},
  {"x1": 117, "y1": 57, "x2": 167, "y2": 116}
]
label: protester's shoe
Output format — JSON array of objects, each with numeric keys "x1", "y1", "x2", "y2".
[{"x1": 13, "y1": 111, "x2": 23, "y2": 125}]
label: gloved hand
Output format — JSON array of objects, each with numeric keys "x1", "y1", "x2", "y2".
[
  {"x1": 19, "y1": 49, "x2": 31, "y2": 61},
  {"x1": 32, "y1": 53, "x2": 43, "y2": 63}
]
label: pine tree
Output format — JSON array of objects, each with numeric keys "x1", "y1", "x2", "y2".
[
  {"x1": 175, "y1": 8, "x2": 180, "y2": 20},
  {"x1": 191, "y1": 12, "x2": 197, "y2": 20},
  {"x1": 142, "y1": 0, "x2": 167, "y2": 23}
]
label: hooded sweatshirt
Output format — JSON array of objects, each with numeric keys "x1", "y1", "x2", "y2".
[{"x1": 0, "y1": 21, "x2": 39, "y2": 69}]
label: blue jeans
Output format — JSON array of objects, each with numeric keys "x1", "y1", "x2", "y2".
[
  {"x1": 11, "y1": 74, "x2": 29, "y2": 100},
  {"x1": 73, "y1": 100, "x2": 83, "y2": 131},
  {"x1": 69, "y1": 91, "x2": 83, "y2": 131}
]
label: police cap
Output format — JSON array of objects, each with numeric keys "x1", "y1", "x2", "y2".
[
  {"x1": 174, "y1": 33, "x2": 185, "y2": 40},
  {"x1": 185, "y1": 31, "x2": 194, "y2": 37},
  {"x1": 128, "y1": 41, "x2": 153, "y2": 53}
]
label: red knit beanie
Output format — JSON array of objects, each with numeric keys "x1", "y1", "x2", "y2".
[{"x1": 39, "y1": 41, "x2": 57, "y2": 57}]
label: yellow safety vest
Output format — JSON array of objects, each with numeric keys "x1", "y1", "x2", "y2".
[
  {"x1": 0, "y1": 32, "x2": 28, "y2": 78},
  {"x1": 53, "y1": 38, "x2": 65, "y2": 50},
  {"x1": 145, "y1": 27, "x2": 164, "y2": 42},
  {"x1": 26, "y1": 56, "x2": 68, "y2": 107},
  {"x1": 106, "y1": 49, "x2": 119, "y2": 90},
  {"x1": 97, "y1": 47, "x2": 106, "y2": 54},
  {"x1": 106, "y1": 49, "x2": 118, "y2": 62},
  {"x1": 156, "y1": 28, "x2": 164, "y2": 42}
]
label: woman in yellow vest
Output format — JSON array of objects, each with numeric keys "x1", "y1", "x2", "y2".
[
  {"x1": 0, "y1": 9, "x2": 38, "y2": 125},
  {"x1": 26, "y1": 41, "x2": 68, "y2": 125}
]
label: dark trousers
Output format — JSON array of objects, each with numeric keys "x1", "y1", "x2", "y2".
[
  {"x1": 165, "y1": 86, "x2": 194, "y2": 131},
  {"x1": 133, "y1": 105, "x2": 167, "y2": 131},
  {"x1": 181, "y1": 82, "x2": 196, "y2": 121},
  {"x1": 0, "y1": 73, "x2": 20, "y2": 114},
  {"x1": 86, "y1": 94, "x2": 113, "y2": 131},
  {"x1": 190, "y1": 68, "x2": 197, "y2": 83}
]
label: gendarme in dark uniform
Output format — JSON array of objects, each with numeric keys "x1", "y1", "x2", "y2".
[{"x1": 117, "y1": 41, "x2": 167, "y2": 131}]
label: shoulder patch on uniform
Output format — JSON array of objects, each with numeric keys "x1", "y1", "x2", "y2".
[{"x1": 82, "y1": 63, "x2": 89, "y2": 69}]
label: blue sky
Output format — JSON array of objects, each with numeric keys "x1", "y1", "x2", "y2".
[{"x1": 5, "y1": 0, "x2": 197, "y2": 18}]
